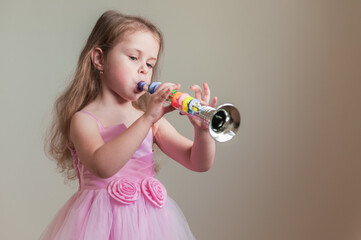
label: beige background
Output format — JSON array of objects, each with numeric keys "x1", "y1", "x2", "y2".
[{"x1": 1, "y1": 0, "x2": 361, "y2": 239}]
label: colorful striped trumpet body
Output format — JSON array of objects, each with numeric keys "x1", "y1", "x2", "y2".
[{"x1": 137, "y1": 81, "x2": 240, "y2": 142}]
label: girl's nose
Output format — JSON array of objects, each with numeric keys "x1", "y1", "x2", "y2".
[{"x1": 138, "y1": 64, "x2": 148, "y2": 74}]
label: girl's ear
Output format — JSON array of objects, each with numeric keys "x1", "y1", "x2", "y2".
[{"x1": 91, "y1": 47, "x2": 105, "y2": 71}]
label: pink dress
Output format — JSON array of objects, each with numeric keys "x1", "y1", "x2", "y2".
[{"x1": 40, "y1": 111, "x2": 195, "y2": 240}]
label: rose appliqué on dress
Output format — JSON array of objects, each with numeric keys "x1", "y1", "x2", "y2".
[
  {"x1": 141, "y1": 177, "x2": 167, "y2": 208},
  {"x1": 107, "y1": 177, "x2": 167, "y2": 208},
  {"x1": 107, "y1": 178, "x2": 140, "y2": 204}
]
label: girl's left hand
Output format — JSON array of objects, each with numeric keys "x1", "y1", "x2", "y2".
[{"x1": 185, "y1": 82, "x2": 217, "y2": 130}]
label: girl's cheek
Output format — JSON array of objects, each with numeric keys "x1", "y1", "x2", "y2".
[{"x1": 148, "y1": 71, "x2": 153, "y2": 79}]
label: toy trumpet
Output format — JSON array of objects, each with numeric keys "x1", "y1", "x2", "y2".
[{"x1": 138, "y1": 81, "x2": 240, "y2": 142}]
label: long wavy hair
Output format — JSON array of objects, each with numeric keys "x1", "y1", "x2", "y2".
[{"x1": 45, "y1": 11, "x2": 163, "y2": 180}]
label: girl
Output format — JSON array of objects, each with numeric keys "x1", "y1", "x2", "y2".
[{"x1": 40, "y1": 10, "x2": 217, "y2": 240}]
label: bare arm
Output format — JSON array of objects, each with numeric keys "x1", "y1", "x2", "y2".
[
  {"x1": 70, "y1": 112, "x2": 153, "y2": 178},
  {"x1": 154, "y1": 117, "x2": 215, "y2": 172},
  {"x1": 69, "y1": 83, "x2": 178, "y2": 178},
  {"x1": 154, "y1": 82, "x2": 217, "y2": 172}
]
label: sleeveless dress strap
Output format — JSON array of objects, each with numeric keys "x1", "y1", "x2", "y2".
[{"x1": 78, "y1": 111, "x2": 103, "y2": 129}]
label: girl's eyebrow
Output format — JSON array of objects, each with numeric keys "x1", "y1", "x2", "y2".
[{"x1": 126, "y1": 48, "x2": 157, "y2": 61}]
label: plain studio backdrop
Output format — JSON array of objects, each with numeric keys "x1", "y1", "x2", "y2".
[{"x1": 1, "y1": 0, "x2": 360, "y2": 239}]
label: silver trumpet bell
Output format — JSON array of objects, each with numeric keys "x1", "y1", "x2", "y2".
[
  {"x1": 138, "y1": 81, "x2": 240, "y2": 142},
  {"x1": 204, "y1": 104, "x2": 240, "y2": 142}
]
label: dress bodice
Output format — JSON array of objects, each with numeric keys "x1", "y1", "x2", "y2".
[{"x1": 69, "y1": 113, "x2": 155, "y2": 191}]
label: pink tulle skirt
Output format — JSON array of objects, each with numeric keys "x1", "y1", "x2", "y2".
[{"x1": 39, "y1": 189, "x2": 195, "y2": 240}]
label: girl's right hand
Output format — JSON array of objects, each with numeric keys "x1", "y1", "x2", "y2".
[{"x1": 144, "y1": 82, "x2": 180, "y2": 124}]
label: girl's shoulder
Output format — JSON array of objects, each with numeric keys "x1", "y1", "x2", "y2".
[
  {"x1": 72, "y1": 110, "x2": 97, "y2": 123},
  {"x1": 73, "y1": 106, "x2": 143, "y2": 130},
  {"x1": 68, "y1": 110, "x2": 103, "y2": 148},
  {"x1": 70, "y1": 111, "x2": 102, "y2": 134}
]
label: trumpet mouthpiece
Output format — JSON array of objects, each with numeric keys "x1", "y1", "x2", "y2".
[{"x1": 137, "y1": 81, "x2": 147, "y2": 92}]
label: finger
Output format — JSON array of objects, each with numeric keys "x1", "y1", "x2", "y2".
[
  {"x1": 152, "y1": 82, "x2": 176, "y2": 94},
  {"x1": 209, "y1": 96, "x2": 217, "y2": 108},
  {"x1": 161, "y1": 83, "x2": 180, "y2": 91},
  {"x1": 173, "y1": 83, "x2": 181, "y2": 91},
  {"x1": 161, "y1": 88, "x2": 171, "y2": 100},
  {"x1": 190, "y1": 85, "x2": 202, "y2": 100},
  {"x1": 162, "y1": 104, "x2": 176, "y2": 114},
  {"x1": 202, "y1": 82, "x2": 211, "y2": 103},
  {"x1": 153, "y1": 87, "x2": 170, "y2": 102}
]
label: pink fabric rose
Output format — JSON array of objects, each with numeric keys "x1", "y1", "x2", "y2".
[
  {"x1": 141, "y1": 177, "x2": 167, "y2": 208},
  {"x1": 107, "y1": 178, "x2": 140, "y2": 204}
]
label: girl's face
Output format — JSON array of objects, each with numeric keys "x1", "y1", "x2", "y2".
[{"x1": 102, "y1": 30, "x2": 160, "y2": 102}]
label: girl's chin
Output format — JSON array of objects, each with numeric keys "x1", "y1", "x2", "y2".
[{"x1": 131, "y1": 91, "x2": 145, "y2": 101}]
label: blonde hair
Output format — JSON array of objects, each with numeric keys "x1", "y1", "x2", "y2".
[{"x1": 45, "y1": 10, "x2": 163, "y2": 180}]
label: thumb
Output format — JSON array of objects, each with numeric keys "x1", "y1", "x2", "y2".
[{"x1": 162, "y1": 105, "x2": 176, "y2": 114}]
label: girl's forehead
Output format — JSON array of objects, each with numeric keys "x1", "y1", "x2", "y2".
[
  {"x1": 116, "y1": 30, "x2": 160, "y2": 56},
  {"x1": 118, "y1": 30, "x2": 160, "y2": 47}
]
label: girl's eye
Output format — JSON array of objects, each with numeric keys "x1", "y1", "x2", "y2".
[
  {"x1": 146, "y1": 63, "x2": 153, "y2": 68},
  {"x1": 129, "y1": 56, "x2": 137, "y2": 61}
]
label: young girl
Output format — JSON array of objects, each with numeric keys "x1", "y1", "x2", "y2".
[{"x1": 40, "y1": 10, "x2": 217, "y2": 240}]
